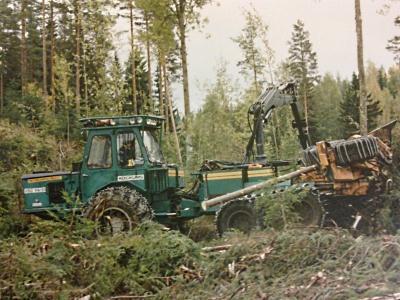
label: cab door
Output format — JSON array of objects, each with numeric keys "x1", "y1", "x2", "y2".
[
  {"x1": 114, "y1": 130, "x2": 146, "y2": 192},
  {"x1": 81, "y1": 133, "x2": 115, "y2": 202}
]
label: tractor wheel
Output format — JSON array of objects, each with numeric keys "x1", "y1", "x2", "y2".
[
  {"x1": 293, "y1": 193, "x2": 324, "y2": 227},
  {"x1": 216, "y1": 199, "x2": 257, "y2": 236},
  {"x1": 84, "y1": 186, "x2": 153, "y2": 236}
]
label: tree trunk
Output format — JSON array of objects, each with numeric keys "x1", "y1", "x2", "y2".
[
  {"x1": 20, "y1": 0, "x2": 27, "y2": 95},
  {"x1": 42, "y1": 0, "x2": 48, "y2": 104},
  {"x1": 355, "y1": 0, "x2": 368, "y2": 134},
  {"x1": 145, "y1": 12, "x2": 152, "y2": 113},
  {"x1": 129, "y1": 0, "x2": 137, "y2": 114},
  {"x1": 161, "y1": 55, "x2": 169, "y2": 132},
  {"x1": 74, "y1": 0, "x2": 81, "y2": 116},
  {"x1": 50, "y1": 0, "x2": 56, "y2": 112},
  {"x1": 0, "y1": 72, "x2": 3, "y2": 115},
  {"x1": 251, "y1": 46, "x2": 259, "y2": 92},
  {"x1": 158, "y1": 55, "x2": 164, "y2": 121},
  {"x1": 65, "y1": 81, "x2": 70, "y2": 146},
  {"x1": 176, "y1": 0, "x2": 190, "y2": 116},
  {"x1": 303, "y1": 87, "x2": 309, "y2": 133},
  {"x1": 83, "y1": 44, "x2": 88, "y2": 116},
  {"x1": 164, "y1": 56, "x2": 182, "y2": 165}
]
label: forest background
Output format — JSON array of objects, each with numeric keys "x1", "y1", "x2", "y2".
[{"x1": 0, "y1": 0, "x2": 400, "y2": 231}]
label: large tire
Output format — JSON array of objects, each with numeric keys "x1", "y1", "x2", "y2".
[
  {"x1": 84, "y1": 186, "x2": 153, "y2": 236},
  {"x1": 216, "y1": 199, "x2": 257, "y2": 236},
  {"x1": 294, "y1": 193, "x2": 324, "y2": 227}
]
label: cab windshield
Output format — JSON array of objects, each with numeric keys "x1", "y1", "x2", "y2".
[{"x1": 142, "y1": 130, "x2": 164, "y2": 163}]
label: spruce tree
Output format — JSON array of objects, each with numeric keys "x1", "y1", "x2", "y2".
[
  {"x1": 340, "y1": 73, "x2": 382, "y2": 137},
  {"x1": 109, "y1": 53, "x2": 126, "y2": 114},
  {"x1": 124, "y1": 49, "x2": 149, "y2": 114},
  {"x1": 377, "y1": 66, "x2": 388, "y2": 90},
  {"x1": 310, "y1": 74, "x2": 342, "y2": 141},
  {"x1": 287, "y1": 20, "x2": 319, "y2": 136}
]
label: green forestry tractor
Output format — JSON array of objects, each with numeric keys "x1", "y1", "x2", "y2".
[
  {"x1": 21, "y1": 83, "x2": 397, "y2": 234},
  {"x1": 21, "y1": 114, "x2": 280, "y2": 235}
]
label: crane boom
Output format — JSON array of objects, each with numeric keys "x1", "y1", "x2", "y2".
[{"x1": 244, "y1": 82, "x2": 311, "y2": 163}]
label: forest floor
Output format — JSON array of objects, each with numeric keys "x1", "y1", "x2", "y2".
[{"x1": 1, "y1": 215, "x2": 400, "y2": 300}]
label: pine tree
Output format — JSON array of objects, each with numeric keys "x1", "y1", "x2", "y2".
[
  {"x1": 169, "y1": 0, "x2": 211, "y2": 117},
  {"x1": 0, "y1": 0, "x2": 20, "y2": 115},
  {"x1": 132, "y1": 1, "x2": 154, "y2": 112},
  {"x1": 73, "y1": 0, "x2": 82, "y2": 115},
  {"x1": 355, "y1": 0, "x2": 368, "y2": 135},
  {"x1": 41, "y1": 0, "x2": 48, "y2": 103},
  {"x1": 81, "y1": 0, "x2": 116, "y2": 113},
  {"x1": 135, "y1": 0, "x2": 177, "y2": 117},
  {"x1": 287, "y1": 20, "x2": 319, "y2": 135},
  {"x1": 387, "y1": 16, "x2": 400, "y2": 65},
  {"x1": 119, "y1": 0, "x2": 138, "y2": 114}
]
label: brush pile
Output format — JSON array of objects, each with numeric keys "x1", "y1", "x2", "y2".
[{"x1": 2, "y1": 218, "x2": 400, "y2": 299}]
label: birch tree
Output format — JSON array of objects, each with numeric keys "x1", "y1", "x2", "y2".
[{"x1": 232, "y1": 7, "x2": 274, "y2": 93}]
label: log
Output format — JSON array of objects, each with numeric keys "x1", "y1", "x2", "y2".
[
  {"x1": 201, "y1": 244, "x2": 232, "y2": 252},
  {"x1": 201, "y1": 165, "x2": 318, "y2": 210}
]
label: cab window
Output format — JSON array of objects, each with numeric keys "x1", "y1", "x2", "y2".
[
  {"x1": 142, "y1": 130, "x2": 164, "y2": 163},
  {"x1": 117, "y1": 132, "x2": 142, "y2": 168},
  {"x1": 87, "y1": 135, "x2": 112, "y2": 169}
]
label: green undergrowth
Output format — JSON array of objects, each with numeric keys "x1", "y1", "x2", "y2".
[
  {"x1": 0, "y1": 221, "x2": 200, "y2": 299},
  {"x1": 2, "y1": 220, "x2": 400, "y2": 299},
  {"x1": 0, "y1": 120, "x2": 82, "y2": 239}
]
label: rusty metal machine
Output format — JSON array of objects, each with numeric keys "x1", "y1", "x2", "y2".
[
  {"x1": 203, "y1": 120, "x2": 397, "y2": 233},
  {"x1": 300, "y1": 121, "x2": 396, "y2": 230}
]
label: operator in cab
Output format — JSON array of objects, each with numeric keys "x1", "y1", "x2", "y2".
[{"x1": 119, "y1": 139, "x2": 136, "y2": 167}]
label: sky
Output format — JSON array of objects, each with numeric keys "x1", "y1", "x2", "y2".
[{"x1": 115, "y1": 0, "x2": 400, "y2": 113}]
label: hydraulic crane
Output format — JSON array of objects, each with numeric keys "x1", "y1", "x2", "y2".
[{"x1": 244, "y1": 82, "x2": 311, "y2": 163}]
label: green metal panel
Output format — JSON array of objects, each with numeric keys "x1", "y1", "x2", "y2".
[
  {"x1": 146, "y1": 168, "x2": 168, "y2": 193},
  {"x1": 196, "y1": 166, "x2": 276, "y2": 215},
  {"x1": 201, "y1": 167, "x2": 275, "y2": 198},
  {"x1": 22, "y1": 172, "x2": 79, "y2": 213}
]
